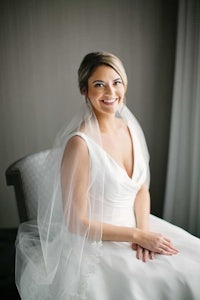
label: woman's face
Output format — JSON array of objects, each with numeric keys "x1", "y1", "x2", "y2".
[{"x1": 85, "y1": 65, "x2": 126, "y2": 117}]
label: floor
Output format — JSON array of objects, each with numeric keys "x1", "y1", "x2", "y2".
[{"x1": 0, "y1": 228, "x2": 20, "y2": 299}]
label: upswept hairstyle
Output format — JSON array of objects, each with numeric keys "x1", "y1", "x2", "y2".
[{"x1": 78, "y1": 51, "x2": 128, "y2": 94}]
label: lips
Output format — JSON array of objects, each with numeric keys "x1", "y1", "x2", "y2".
[{"x1": 101, "y1": 99, "x2": 117, "y2": 104}]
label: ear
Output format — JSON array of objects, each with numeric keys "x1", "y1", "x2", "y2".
[{"x1": 81, "y1": 88, "x2": 87, "y2": 96}]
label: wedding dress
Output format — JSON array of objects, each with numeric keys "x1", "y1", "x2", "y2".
[
  {"x1": 16, "y1": 103, "x2": 200, "y2": 300},
  {"x1": 81, "y1": 132, "x2": 200, "y2": 299}
]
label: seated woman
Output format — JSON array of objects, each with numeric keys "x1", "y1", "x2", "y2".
[{"x1": 16, "y1": 52, "x2": 200, "y2": 300}]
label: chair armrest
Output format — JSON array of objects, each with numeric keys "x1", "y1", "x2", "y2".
[{"x1": 5, "y1": 163, "x2": 28, "y2": 223}]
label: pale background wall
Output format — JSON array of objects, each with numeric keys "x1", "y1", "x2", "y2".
[{"x1": 0, "y1": 0, "x2": 177, "y2": 227}]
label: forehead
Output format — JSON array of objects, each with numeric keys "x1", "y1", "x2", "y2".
[{"x1": 88, "y1": 65, "x2": 120, "y2": 82}]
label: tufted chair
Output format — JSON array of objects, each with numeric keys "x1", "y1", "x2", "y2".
[{"x1": 5, "y1": 150, "x2": 50, "y2": 222}]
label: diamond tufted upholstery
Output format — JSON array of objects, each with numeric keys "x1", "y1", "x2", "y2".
[{"x1": 5, "y1": 150, "x2": 50, "y2": 222}]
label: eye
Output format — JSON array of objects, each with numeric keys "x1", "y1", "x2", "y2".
[
  {"x1": 114, "y1": 79, "x2": 122, "y2": 85},
  {"x1": 94, "y1": 82, "x2": 105, "y2": 88}
]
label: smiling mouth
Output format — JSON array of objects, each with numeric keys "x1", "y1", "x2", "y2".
[{"x1": 101, "y1": 99, "x2": 117, "y2": 104}]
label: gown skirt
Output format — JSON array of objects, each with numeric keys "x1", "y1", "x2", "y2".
[
  {"x1": 79, "y1": 132, "x2": 200, "y2": 300},
  {"x1": 18, "y1": 130, "x2": 200, "y2": 300}
]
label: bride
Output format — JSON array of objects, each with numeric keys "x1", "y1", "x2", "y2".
[{"x1": 16, "y1": 52, "x2": 200, "y2": 300}]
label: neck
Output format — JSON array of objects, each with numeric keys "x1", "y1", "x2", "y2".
[{"x1": 93, "y1": 110, "x2": 119, "y2": 134}]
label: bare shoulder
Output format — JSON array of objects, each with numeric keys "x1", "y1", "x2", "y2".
[
  {"x1": 61, "y1": 135, "x2": 90, "y2": 184},
  {"x1": 63, "y1": 134, "x2": 89, "y2": 161}
]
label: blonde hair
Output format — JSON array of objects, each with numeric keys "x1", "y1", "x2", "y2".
[{"x1": 78, "y1": 51, "x2": 128, "y2": 94}]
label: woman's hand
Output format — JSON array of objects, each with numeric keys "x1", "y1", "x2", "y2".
[
  {"x1": 133, "y1": 229, "x2": 179, "y2": 259},
  {"x1": 132, "y1": 243, "x2": 155, "y2": 262}
]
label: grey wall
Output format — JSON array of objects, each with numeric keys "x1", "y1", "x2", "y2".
[{"x1": 0, "y1": 0, "x2": 177, "y2": 227}]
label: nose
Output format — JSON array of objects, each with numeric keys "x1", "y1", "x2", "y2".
[{"x1": 105, "y1": 84, "x2": 115, "y2": 96}]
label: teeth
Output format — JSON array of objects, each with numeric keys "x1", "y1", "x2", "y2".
[{"x1": 103, "y1": 99, "x2": 116, "y2": 103}]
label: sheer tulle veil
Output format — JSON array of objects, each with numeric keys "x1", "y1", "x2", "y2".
[{"x1": 15, "y1": 101, "x2": 150, "y2": 299}]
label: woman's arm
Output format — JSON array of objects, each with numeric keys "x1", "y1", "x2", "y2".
[
  {"x1": 61, "y1": 135, "x2": 135, "y2": 241},
  {"x1": 61, "y1": 136, "x2": 178, "y2": 257},
  {"x1": 133, "y1": 184, "x2": 154, "y2": 261},
  {"x1": 134, "y1": 184, "x2": 150, "y2": 231}
]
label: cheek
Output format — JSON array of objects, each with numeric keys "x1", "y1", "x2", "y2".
[
  {"x1": 119, "y1": 87, "x2": 125, "y2": 98},
  {"x1": 88, "y1": 89, "x2": 102, "y2": 99}
]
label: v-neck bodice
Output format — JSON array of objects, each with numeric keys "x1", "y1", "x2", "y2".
[
  {"x1": 69, "y1": 130, "x2": 148, "y2": 227},
  {"x1": 100, "y1": 127, "x2": 135, "y2": 180}
]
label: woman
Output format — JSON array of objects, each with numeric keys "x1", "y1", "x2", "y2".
[{"x1": 16, "y1": 52, "x2": 200, "y2": 300}]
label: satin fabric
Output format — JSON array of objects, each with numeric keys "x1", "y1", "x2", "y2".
[{"x1": 16, "y1": 104, "x2": 200, "y2": 300}]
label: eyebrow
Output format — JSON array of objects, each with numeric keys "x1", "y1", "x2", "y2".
[
  {"x1": 92, "y1": 80, "x2": 104, "y2": 84},
  {"x1": 92, "y1": 78, "x2": 121, "y2": 84}
]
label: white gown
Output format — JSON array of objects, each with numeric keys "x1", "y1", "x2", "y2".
[
  {"x1": 73, "y1": 132, "x2": 200, "y2": 300},
  {"x1": 17, "y1": 105, "x2": 200, "y2": 300}
]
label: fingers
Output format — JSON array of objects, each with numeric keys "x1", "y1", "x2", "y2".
[
  {"x1": 152, "y1": 234, "x2": 179, "y2": 255},
  {"x1": 149, "y1": 251, "x2": 155, "y2": 260},
  {"x1": 159, "y1": 238, "x2": 179, "y2": 255},
  {"x1": 157, "y1": 244, "x2": 179, "y2": 256},
  {"x1": 132, "y1": 231, "x2": 179, "y2": 261},
  {"x1": 143, "y1": 249, "x2": 155, "y2": 262},
  {"x1": 143, "y1": 249, "x2": 151, "y2": 262},
  {"x1": 136, "y1": 245, "x2": 143, "y2": 260},
  {"x1": 135, "y1": 245, "x2": 155, "y2": 262}
]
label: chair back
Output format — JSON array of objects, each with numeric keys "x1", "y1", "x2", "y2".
[{"x1": 6, "y1": 150, "x2": 50, "y2": 222}]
